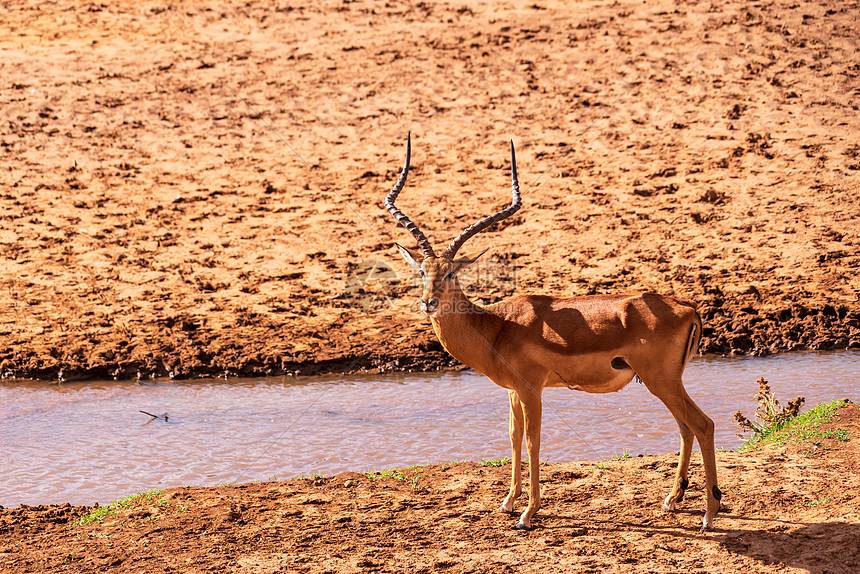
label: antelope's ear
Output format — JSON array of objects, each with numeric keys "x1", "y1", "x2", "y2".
[
  {"x1": 395, "y1": 243, "x2": 424, "y2": 269},
  {"x1": 453, "y1": 247, "x2": 489, "y2": 269}
]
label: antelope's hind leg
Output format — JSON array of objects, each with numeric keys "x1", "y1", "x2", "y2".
[
  {"x1": 647, "y1": 379, "x2": 720, "y2": 531},
  {"x1": 663, "y1": 415, "x2": 695, "y2": 511}
]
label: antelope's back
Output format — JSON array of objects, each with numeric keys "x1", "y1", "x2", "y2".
[{"x1": 489, "y1": 292, "x2": 698, "y2": 349}]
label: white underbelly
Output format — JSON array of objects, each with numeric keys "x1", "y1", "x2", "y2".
[{"x1": 545, "y1": 352, "x2": 636, "y2": 393}]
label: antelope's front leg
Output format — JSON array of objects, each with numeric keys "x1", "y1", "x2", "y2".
[
  {"x1": 500, "y1": 390, "x2": 524, "y2": 514},
  {"x1": 515, "y1": 391, "x2": 542, "y2": 530}
]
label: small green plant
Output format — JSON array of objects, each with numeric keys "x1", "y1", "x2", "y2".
[
  {"x1": 805, "y1": 497, "x2": 831, "y2": 507},
  {"x1": 298, "y1": 472, "x2": 330, "y2": 483},
  {"x1": 75, "y1": 489, "x2": 165, "y2": 526},
  {"x1": 802, "y1": 440, "x2": 828, "y2": 457},
  {"x1": 407, "y1": 474, "x2": 423, "y2": 491},
  {"x1": 481, "y1": 456, "x2": 511, "y2": 467},
  {"x1": 736, "y1": 390, "x2": 851, "y2": 452},
  {"x1": 734, "y1": 377, "x2": 805, "y2": 444},
  {"x1": 365, "y1": 464, "x2": 426, "y2": 490},
  {"x1": 611, "y1": 449, "x2": 632, "y2": 460},
  {"x1": 367, "y1": 468, "x2": 403, "y2": 480},
  {"x1": 719, "y1": 483, "x2": 741, "y2": 496},
  {"x1": 595, "y1": 461, "x2": 610, "y2": 470}
]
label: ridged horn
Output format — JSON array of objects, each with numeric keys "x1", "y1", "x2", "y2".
[
  {"x1": 441, "y1": 140, "x2": 521, "y2": 260},
  {"x1": 383, "y1": 133, "x2": 436, "y2": 258}
]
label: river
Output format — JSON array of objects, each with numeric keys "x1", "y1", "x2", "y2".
[{"x1": 1, "y1": 351, "x2": 858, "y2": 506}]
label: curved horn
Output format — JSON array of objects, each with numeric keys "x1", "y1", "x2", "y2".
[
  {"x1": 441, "y1": 140, "x2": 521, "y2": 260},
  {"x1": 384, "y1": 133, "x2": 436, "y2": 258}
]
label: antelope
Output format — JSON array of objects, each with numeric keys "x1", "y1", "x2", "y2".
[{"x1": 384, "y1": 134, "x2": 721, "y2": 531}]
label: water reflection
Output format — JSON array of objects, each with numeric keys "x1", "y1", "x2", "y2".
[{"x1": 1, "y1": 351, "x2": 858, "y2": 506}]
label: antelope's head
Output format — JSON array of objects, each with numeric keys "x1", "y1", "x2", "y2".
[{"x1": 384, "y1": 133, "x2": 521, "y2": 316}]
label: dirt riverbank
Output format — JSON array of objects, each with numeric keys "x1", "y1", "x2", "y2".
[{"x1": 1, "y1": 0, "x2": 859, "y2": 380}]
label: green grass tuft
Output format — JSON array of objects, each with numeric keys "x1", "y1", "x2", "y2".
[
  {"x1": 611, "y1": 449, "x2": 632, "y2": 460},
  {"x1": 75, "y1": 489, "x2": 165, "y2": 526},
  {"x1": 738, "y1": 398, "x2": 851, "y2": 452},
  {"x1": 734, "y1": 377, "x2": 805, "y2": 442},
  {"x1": 365, "y1": 464, "x2": 426, "y2": 490},
  {"x1": 480, "y1": 456, "x2": 511, "y2": 467}
]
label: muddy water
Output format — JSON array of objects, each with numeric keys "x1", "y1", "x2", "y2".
[{"x1": 2, "y1": 351, "x2": 859, "y2": 507}]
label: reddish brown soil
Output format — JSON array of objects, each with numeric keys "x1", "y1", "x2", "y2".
[
  {"x1": 1, "y1": 1, "x2": 859, "y2": 570},
  {"x1": 0, "y1": 0, "x2": 858, "y2": 381},
  {"x1": 2, "y1": 403, "x2": 858, "y2": 573}
]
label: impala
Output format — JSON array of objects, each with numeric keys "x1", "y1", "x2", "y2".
[{"x1": 384, "y1": 134, "x2": 721, "y2": 531}]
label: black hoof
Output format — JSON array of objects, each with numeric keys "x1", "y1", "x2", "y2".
[{"x1": 513, "y1": 520, "x2": 533, "y2": 531}]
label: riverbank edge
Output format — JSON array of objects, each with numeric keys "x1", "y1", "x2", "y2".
[{"x1": 4, "y1": 345, "x2": 860, "y2": 384}]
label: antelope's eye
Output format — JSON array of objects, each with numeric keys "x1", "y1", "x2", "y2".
[
  {"x1": 419, "y1": 269, "x2": 426, "y2": 277},
  {"x1": 444, "y1": 271, "x2": 455, "y2": 281}
]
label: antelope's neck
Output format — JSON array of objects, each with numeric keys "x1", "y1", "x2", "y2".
[{"x1": 429, "y1": 291, "x2": 502, "y2": 376}]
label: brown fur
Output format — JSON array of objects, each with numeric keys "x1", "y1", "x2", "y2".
[{"x1": 397, "y1": 246, "x2": 719, "y2": 530}]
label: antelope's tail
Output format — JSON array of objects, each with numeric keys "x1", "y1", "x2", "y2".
[{"x1": 683, "y1": 310, "x2": 703, "y2": 368}]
